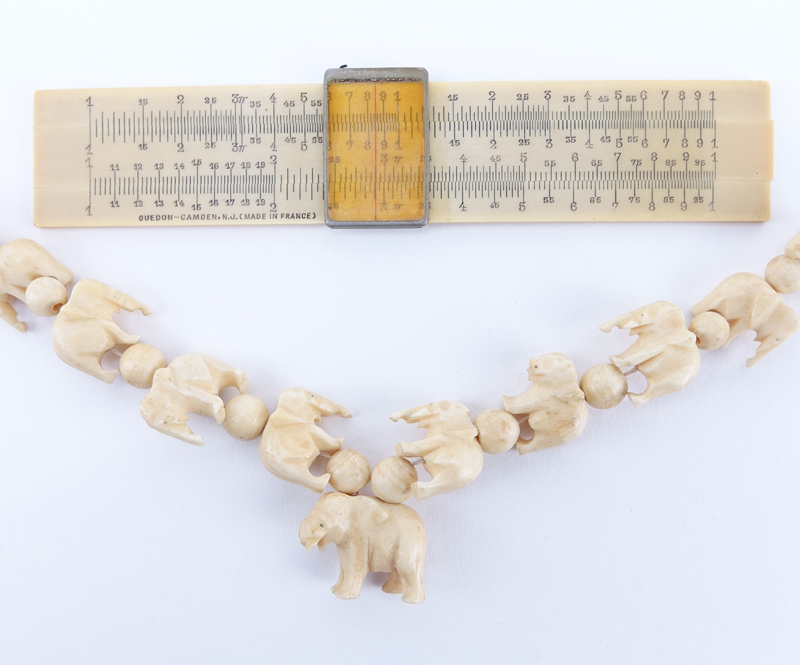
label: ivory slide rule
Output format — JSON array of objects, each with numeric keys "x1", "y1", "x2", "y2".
[{"x1": 33, "y1": 80, "x2": 772, "y2": 227}]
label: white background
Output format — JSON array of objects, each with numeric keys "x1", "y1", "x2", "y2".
[{"x1": 1, "y1": 1, "x2": 799, "y2": 663}]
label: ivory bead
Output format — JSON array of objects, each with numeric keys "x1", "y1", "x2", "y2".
[
  {"x1": 392, "y1": 401, "x2": 483, "y2": 500},
  {"x1": 601, "y1": 301, "x2": 700, "y2": 405},
  {"x1": 580, "y1": 364, "x2": 628, "y2": 410},
  {"x1": 223, "y1": 393, "x2": 269, "y2": 441},
  {"x1": 326, "y1": 449, "x2": 371, "y2": 495},
  {"x1": 693, "y1": 273, "x2": 799, "y2": 366},
  {"x1": 765, "y1": 255, "x2": 800, "y2": 295},
  {"x1": 119, "y1": 343, "x2": 168, "y2": 389},
  {"x1": 25, "y1": 277, "x2": 68, "y2": 317},
  {"x1": 474, "y1": 409, "x2": 519, "y2": 454},
  {"x1": 371, "y1": 457, "x2": 418, "y2": 504},
  {"x1": 688, "y1": 311, "x2": 730, "y2": 351}
]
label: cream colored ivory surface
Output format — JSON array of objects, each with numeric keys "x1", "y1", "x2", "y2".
[
  {"x1": 503, "y1": 352, "x2": 589, "y2": 452},
  {"x1": 33, "y1": 80, "x2": 771, "y2": 226},
  {"x1": 259, "y1": 388, "x2": 352, "y2": 493},
  {"x1": 600, "y1": 301, "x2": 701, "y2": 405},
  {"x1": 692, "y1": 273, "x2": 800, "y2": 367},
  {"x1": 391, "y1": 401, "x2": 484, "y2": 500},
  {"x1": 139, "y1": 353, "x2": 249, "y2": 445},
  {"x1": 299, "y1": 492, "x2": 426, "y2": 603},
  {"x1": 2, "y1": 229, "x2": 800, "y2": 606},
  {"x1": 0, "y1": 239, "x2": 73, "y2": 332},
  {"x1": 51, "y1": 278, "x2": 150, "y2": 382}
]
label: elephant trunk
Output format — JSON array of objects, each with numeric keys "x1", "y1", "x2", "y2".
[
  {"x1": 298, "y1": 518, "x2": 323, "y2": 550},
  {"x1": 600, "y1": 311, "x2": 638, "y2": 333}
]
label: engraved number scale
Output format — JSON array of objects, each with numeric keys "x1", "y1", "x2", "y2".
[{"x1": 33, "y1": 80, "x2": 772, "y2": 226}]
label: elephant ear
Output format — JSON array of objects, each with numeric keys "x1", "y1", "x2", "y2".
[{"x1": 357, "y1": 496, "x2": 390, "y2": 529}]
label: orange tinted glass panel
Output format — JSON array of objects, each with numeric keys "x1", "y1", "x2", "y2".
[{"x1": 327, "y1": 80, "x2": 425, "y2": 223}]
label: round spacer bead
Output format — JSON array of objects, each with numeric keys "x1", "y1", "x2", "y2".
[
  {"x1": 25, "y1": 276, "x2": 68, "y2": 317},
  {"x1": 580, "y1": 363, "x2": 628, "y2": 410},
  {"x1": 765, "y1": 254, "x2": 800, "y2": 294},
  {"x1": 326, "y1": 449, "x2": 371, "y2": 495},
  {"x1": 223, "y1": 393, "x2": 270, "y2": 441},
  {"x1": 119, "y1": 343, "x2": 168, "y2": 389},
  {"x1": 689, "y1": 311, "x2": 730, "y2": 351},
  {"x1": 371, "y1": 457, "x2": 418, "y2": 504},
  {"x1": 474, "y1": 408, "x2": 519, "y2": 454}
]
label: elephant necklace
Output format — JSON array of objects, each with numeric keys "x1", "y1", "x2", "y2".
[{"x1": 1, "y1": 230, "x2": 799, "y2": 603}]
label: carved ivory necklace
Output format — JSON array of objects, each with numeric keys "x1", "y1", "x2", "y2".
[{"x1": 2, "y1": 230, "x2": 799, "y2": 603}]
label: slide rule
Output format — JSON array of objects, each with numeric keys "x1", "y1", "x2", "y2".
[{"x1": 34, "y1": 77, "x2": 772, "y2": 227}]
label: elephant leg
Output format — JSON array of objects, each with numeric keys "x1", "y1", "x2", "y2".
[
  {"x1": 332, "y1": 546, "x2": 368, "y2": 600},
  {"x1": 750, "y1": 319, "x2": 800, "y2": 366},
  {"x1": 140, "y1": 393, "x2": 204, "y2": 445},
  {"x1": 310, "y1": 427, "x2": 344, "y2": 454},
  {"x1": 411, "y1": 467, "x2": 458, "y2": 501},
  {"x1": 276, "y1": 457, "x2": 329, "y2": 493},
  {"x1": 396, "y1": 433, "x2": 446, "y2": 458},
  {"x1": 207, "y1": 363, "x2": 249, "y2": 395},
  {"x1": 399, "y1": 569, "x2": 425, "y2": 604},
  {"x1": 99, "y1": 318, "x2": 140, "y2": 347},
  {"x1": 0, "y1": 295, "x2": 25, "y2": 332},
  {"x1": 180, "y1": 385, "x2": 227, "y2": 423},
  {"x1": 381, "y1": 570, "x2": 405, "y2": 595}
]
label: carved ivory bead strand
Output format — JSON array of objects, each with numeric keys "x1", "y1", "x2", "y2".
[
  {"x1": 688, "y1": 312, "x2": 731, "y2": 351},
  {"x1": 600, "y1": 301, "x2": 701, "y2": 405},
  {"x1": 4, "y1": 232, "x2": 800, "y2": 605},
  {"x1": 503, "y1": 352, "x2": 588, "y2": 452},
  {"x1": 139, "y1": 353, "x2": 249, "y2": 445},
  {"x1": 371, "y1": 457, "x2": 418, "y2": 504},
  {"x1": 326, "y1": 449, "x2": 371, "y2": 494},
  {"x1": 299, "y1": 492, "x2": 426, "y2": 603},
  {"x1": 473, "y1": 409, "x2": 520, "y2": 454},
  {"x1": 579, "y1": 363, "x2": 628, "y2": 410},
  {"x1": 392, "y1": 400, "x2": 484, "y2": 500},
  {"x1": 692, "y1": 273, "x2": 799, "y2": 366},
  {"x1": 223, "y1": 393, "x2": 270, "y2": 441},
  {"x1": 51, "y1": 278, "x2": 151, "y2": 383},
  {"x1": 119, "y1": 343, "x2": 168, "y2": 389},
  {"x1": 0, "y1": 238, "x2": 73, "y2": 333}
]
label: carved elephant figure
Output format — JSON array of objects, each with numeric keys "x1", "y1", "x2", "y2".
[
  {"x1": 600, "y1": 301, "x2": 700, "y2": 405},
  {"x1": 299, "y1": 492, "x2": 425, "y2": 603},
  {"x1": 259, "y1": 388, "x2": 352, "y2": 493},
  {"x1": 391, "y1": 400, "x2": 483, "y2": 500},
  {"x1": 0, "y1": 238, "x2": 74, "y2": 332},
  {"x1": 692, "y1": 273, "x2": 800, "y2": 367},
  {"x1": 503, "y1": 352, "x2": 588, "y2": 453},
  {"x1": 51, "y1": 279, "x2": 151, "y2": 382},
  {"x1": 139, "y1": 353, "x2": 249, "y2": 445}
]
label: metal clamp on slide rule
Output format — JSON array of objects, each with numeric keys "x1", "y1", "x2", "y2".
[{"x1": 323, "y1": 67, "x2": 429, "y2": 228}]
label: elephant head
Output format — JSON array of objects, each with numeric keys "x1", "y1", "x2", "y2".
[
  {"x1": 525, "y1": 352, "x2": 578, "y2": 385},
  {"x1": 279, "y1": 387, "x2": 352, "y2": 422},
  {"x1": 299, "y1": 493, "x2": 388, "y2": 551},
  {"x1": 600, "y1": 301, "x2": 686, "y2": 336}
]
